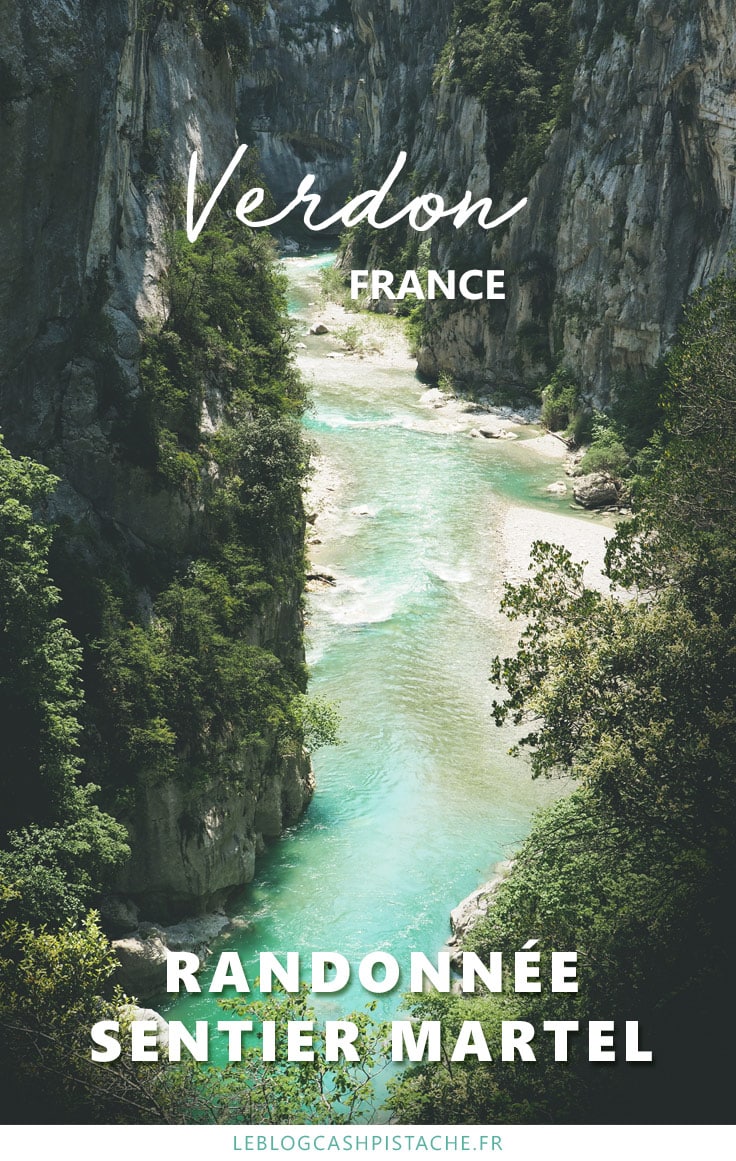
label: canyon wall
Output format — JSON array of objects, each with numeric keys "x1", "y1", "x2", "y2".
[
  {"x1": 348, "y1": 0, "x2": 736, "y2": 402},
  {"x1": 0, "y1": 0, "x2": 312, "y2": 922},
  {"x1": 3, "y1": 0, "x2": 735, "y2": 920},
  {"x1": 241, "y1": 0, "x2": 358, "y2": 225}
]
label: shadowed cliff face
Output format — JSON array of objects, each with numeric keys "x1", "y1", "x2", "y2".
[
  {"x1": 241, "y1": 0, "x2": 358, "y2": 227},
  {"x1": 0, "y1": 0, "x2": 240, "y2": 539},
  {"x1": 347, "y1": 0, "x2": 736, "y2": 402},
  {"x1": 0, "y1": 0, "x2": 313, "y2": 921}
]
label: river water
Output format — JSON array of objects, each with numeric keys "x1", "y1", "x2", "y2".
[{"x1": 161, "y1": 253, "x2": 581, "y2": 1103}]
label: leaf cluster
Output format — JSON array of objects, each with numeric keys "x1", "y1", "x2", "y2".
[
  {"x1": 448, "y1": 1, "x2": 575, "y2": 190},
  {"x1": 185, "y1": 987, "x2": 391, "y2": 1124}
]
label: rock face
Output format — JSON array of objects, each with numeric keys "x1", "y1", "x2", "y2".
[
  {"x1": 0, "y1": 2, "x2": 313, "y2": 920},
  {"x1": 573, "y1": 472, "x2": 621, "y2": 509},
  {"x1": 446, "y1": 861, "x2": 514, "y2": 966},
  {"x1": 241, "y1": 0, "x2": 358, "y2": 227},
  {"x1": 347, "y1": 0, "x2": 736, "y2": 402},
  {"x1": 116, "y1": 751, "x2": 314, "y2": 919},
  {"x1": 114, "y1": 913, "x2": 231, "y2": 997}
]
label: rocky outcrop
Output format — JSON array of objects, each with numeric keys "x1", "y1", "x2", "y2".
[
  {"x1": 446, "y1": 861, "x2": 514, "y2": 967},
  {"x1": 0, "y1": 0, "x2": 240, "y2": 455},
  {"x1": 114, "y1": 913, "x2": 230, "y2": 996},
  {"x1": 0, "y1": 2, "x2": 313, "y2": 920},
  {"x1": 116, "y1": 751, "x2": 314, "y2": 920}
]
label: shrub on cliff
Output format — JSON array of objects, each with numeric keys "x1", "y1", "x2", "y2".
[
  {"x1": 444, "y1": 1, "x2": 574, "y2": 189},
  {"x1": 65, "y1": 218, "x2": 314, "y2": 799},
  {"x1": 0, "y1": 439, "x2": 129, "y2": 924}
]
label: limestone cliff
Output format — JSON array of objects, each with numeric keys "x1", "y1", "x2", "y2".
[
  {"x1": 0, "y1": 0, "x2": 313, "y2": 921},
  {"x1": 241, "y1": 0, "x2": 358, "y2": 226},
  {"x1": 348, "y1": 0, "x2": 736, "y2": 402}
]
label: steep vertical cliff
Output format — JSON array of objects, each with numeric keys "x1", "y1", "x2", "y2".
[
  {"x1": 348, "y1": 0, "x2": 736, "y2": 402},
  {"x1": 241, "y1": 0, "x2": 358, "y2": 226},
  {"x1": 0, "y1": 0, "x2": 313, "y2": 921}
]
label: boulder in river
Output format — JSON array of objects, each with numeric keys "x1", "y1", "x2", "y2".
[
  {"x1": 478, "y1": 427, "x2": 518, "y2": 441},
  {"x1": 572, "y1": 472, "x2": 620, "y2": 508},
  {"x1": 113, "y1": 912, "x2": 230, "y2": 998},
  {"x1": 309, "y1": 322, "x2": 329, "y2": 335}
]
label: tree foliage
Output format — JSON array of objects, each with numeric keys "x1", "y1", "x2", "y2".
[
  {"x1": 0, "y1": 440, "x2": 129, "y2": 926},
  {"x1": 0, "y1": 441, "x2": 84, "y2": 830},
  {"x1": 0, "y1": 912, "x2": 175, "y2": 1124},
  {"x1": 58, "y1": 218, "x2": 316, "y2": 798},
  {"x1": 445, "y1": 1, "x2": 575, "y2": 188},
  {"x1": 391, "y1": 270, "x2": 736, "y2": 1124},
  {"x1": 141, "y1": 2, "x2": 267, "y2": 63},
  {"x1": 165, "y1": 989, "x2": 391, "y2": 1124}
]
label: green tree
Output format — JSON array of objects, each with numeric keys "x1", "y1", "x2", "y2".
[
  {"x1": 64, "y1": 216, "x2": 315, "y2": 800},
  {"x1": 607, "y1": 271, "x2": 736, "y2": 609},
  {"x1": 0, "y1": 910, "x2": 173, "y2": 1124},
  {"x1": 391, "y1": 271, "x2": 736, "y2": 1124},
  {"x1": 446, "y1": 1, "x2": 574, "y2": 188},
  {"x1": 0, "y1": 439, "x2": 129, "y2": 924},
  {"x1": 161, "y1": 988, "x2": 391, "y2": 1124},
  {"x1": 0, "y1": 440, "x2": 85, "y2": 829}
]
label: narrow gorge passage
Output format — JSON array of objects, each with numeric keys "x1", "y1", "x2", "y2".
[{"x1": 161, "y1": 254, "x2": 608, "y2": 1071}]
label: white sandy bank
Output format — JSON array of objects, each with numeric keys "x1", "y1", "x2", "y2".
[{"x1": 501, "y1": 506, "x2": 614, "y2": 594}]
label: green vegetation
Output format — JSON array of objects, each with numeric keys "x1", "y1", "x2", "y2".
[
  {"x1": 1, "y1": 913, "x2": 387, "y2": 1125},
  {"x1": 141, "y1": 2, "x2": 267, "y2": 62},
  {"x1": 575, "y1": 411, "x2": 629, "y2": 475},
  {"x1": 0, "y1": 188, "x2": 343, "y2": 1120},
  {"x1": 444, "y1": 1, "x2": 575, "y2": 191},
  {"x1": 167, "y1": 989, "x2": 390, "y2": 1123},
  {"x1": 389, "y1": 271, "x2": 736, "y2": 1123},
  {"x1": 587, "y1": 0, "x2": 638, "y2": 54},
  {"x1": 539, "y1": 365, "x2": 580, "y2": 431},
  {"x1": 51, "y1": 218, "x2": 315, "y2": 800},
  {"x1": 319, "y1": 261, "x2": 356, "y2": 310},
  {"x1": 0, "y1": 913, "x2": 158, "y2": 1123},
  {"x1": 0, "y1": 446, "x2": 132, "y2": 1118},
  {"x1": 0, "y1": 442, "x2": 86, "y2": 830},
  {"x1": 540, "y1": 356, "x2": 666, "y2": 478},
  {"x1": 0, "y1": 441, "x2": 129, "y2": 921},
  {"x1": 0, "y1": 199, "x2": 333, "y2": 1120}
]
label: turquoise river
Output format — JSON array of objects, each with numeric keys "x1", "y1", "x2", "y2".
[{"x1": 160, "y1": 254, "x2": 602, "y2": 1112}]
